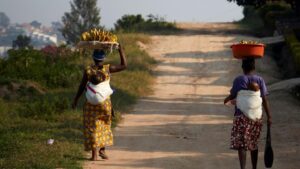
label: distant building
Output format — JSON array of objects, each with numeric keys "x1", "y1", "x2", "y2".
[
  {"x1": 0, "y1": 22, "x2": 66, "y2": 49},
  {"x1": 27, "y1": 31, "x2": 58, "y2": 45}
]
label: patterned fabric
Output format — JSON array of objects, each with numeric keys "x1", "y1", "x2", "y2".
[
  {"x1": 86, "y1": 64, "x2": 110, "y2": 83},
  {"x1": 83, "y1": 64, "x2": 113, "y2": 151},
  {"x1": 230, "y1": 114, "x2": 263, "y2": 151}
]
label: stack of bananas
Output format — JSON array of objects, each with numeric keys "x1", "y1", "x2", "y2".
[
  {"x1": 81, "y1": 28, "x2": 118, "y2": 42},
  {"x1": 240, "y1": 40, "x2": 261, "y2": 45}
]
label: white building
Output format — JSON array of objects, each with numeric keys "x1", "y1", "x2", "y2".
[{"x1": 27, "y1": 31, "x2": 58, "y2": 45}]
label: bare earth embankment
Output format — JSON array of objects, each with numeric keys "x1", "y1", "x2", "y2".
[{"x1": 84, "y1": 23, "x2": 300, "y2": 169}]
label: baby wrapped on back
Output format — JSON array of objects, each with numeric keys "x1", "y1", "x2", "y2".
[
  {"x1": 236, "y1": 82, "x2": 263, "y2": 121},
  {"x1": 85, "y1": 68, "x2": 113, "y2": 105}
]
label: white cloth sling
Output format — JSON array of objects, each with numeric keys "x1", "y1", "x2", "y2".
[
  {"x1": 236, "y1": 90, "x2": 263, "y2": 121},
  {"x1": 85, "y1": 80, "x2": 113, "y2": 105}
]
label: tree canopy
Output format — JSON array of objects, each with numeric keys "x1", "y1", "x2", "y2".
[
  {"x1": 12, "y1": 35, "x2": 32, "y2": 49},
  {"x1": 228, "y1": 0, "x2": 299, "y2": 15},
  {"x1": 61, "y1": 0, "x2": 101, "y2": 44},
  {"x1": 228, "y1": 0, "x2": 294, "y2": 6},
  {"x1": 0, "y1": 12, "x2": 10, "y2": 28},
  {"x1": 30, "y1": 20, "x2": 42, "y2": 29}
]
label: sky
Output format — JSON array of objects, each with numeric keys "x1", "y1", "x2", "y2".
[{"x1": 0, "y1": 0, "x2": 243, "y2": 28}]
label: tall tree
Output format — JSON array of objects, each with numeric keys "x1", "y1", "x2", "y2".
[
  {"x1": 0, "y1": 12, "x2": 10, "y2": 28},
  {"x1": 12, "y1": 35, "x2": 31, "y2": 49},
  {"x1": 51, "y1": 21, "x2": 63, "y2": 31},
  {"x1": 228, "y1": 0, "x2": 300, "y2": 15},
  {"x1": 30, "y1": 20, "x2": 42, "y2": 29},
  {"x1": 61, "y1": 0, "x2": 101, "y2": 44}
]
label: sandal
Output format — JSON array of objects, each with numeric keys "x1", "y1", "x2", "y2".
[{"x1": 99, "y1": 149, "x2": 109, "y2": 159}]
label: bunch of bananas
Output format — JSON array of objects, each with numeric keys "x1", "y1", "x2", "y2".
[
  {"x1": 81, "y1": 28, "x2": 118, "y2": 42},
  {"x1": 240, "y1": 40, "x2": 261, "y2": 45}
]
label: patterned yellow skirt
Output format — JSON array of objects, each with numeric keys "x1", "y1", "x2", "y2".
[{"x1": 83, "y1": 99, "x2": 113, "y2": 151}]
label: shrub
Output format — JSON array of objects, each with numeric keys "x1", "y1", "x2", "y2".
[
  {"x1": 0, "y1": 48, "x2": 81, "y2": 88},
  {"x1": 285, "y1": 32, "x2": 300, "y2": 72},
  {"x1": 239, "y1": 3, "x2": 295, "y2": 36},
  {"x1": 114, "y1": 14, "x2": 178, "y2": 33},
  {"x1": 258, "y1": 2, "x2": 292, "y2": 18}
]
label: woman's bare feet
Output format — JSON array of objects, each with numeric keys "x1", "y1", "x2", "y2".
[{"x1": 99, "y1": 147, "x2": 109, "y2": 160}]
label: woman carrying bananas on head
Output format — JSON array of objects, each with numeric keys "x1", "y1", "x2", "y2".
[{"x1": 72, "y1": 38, "x2": 127, "y2": 160}]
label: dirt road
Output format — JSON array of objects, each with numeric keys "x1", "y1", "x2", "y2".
[{"x1": 84, "y1": 23, "x2": 300, "y2": 169}]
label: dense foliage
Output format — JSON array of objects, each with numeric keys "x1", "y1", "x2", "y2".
[
  {"x1": 228, "y1": 0, "x2": 300, "y2": 15},
  {"x1": 228, "y1": 0, "x2": 294, "y2": 6},
  {"x1": 114, "y1": 14, "x2": 178, "y2": 33},
  {"x1": 239, "y1": 2, "x2": 294, "y2": 36},
  {"x1": 285, "y1": 32, "x2": 300, "y2": 71},
  {"x1": 12, "y1": 35, "x2": 32, "y2": 49},
  {"x1": 0, "y1": 47, "x2": 82, "y2": 88}
]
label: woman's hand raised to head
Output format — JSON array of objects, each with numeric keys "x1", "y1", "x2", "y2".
[{"x1": 109, "y1": 43, "x2": 128, "y2": 73}]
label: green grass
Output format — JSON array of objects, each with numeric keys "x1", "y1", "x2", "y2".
[
  {"x1": 0, "y1": 105, "x2": 83, "y2": 169},
  {"x1": 0, "y1": 33, "x2": 156, "y2": 169}
]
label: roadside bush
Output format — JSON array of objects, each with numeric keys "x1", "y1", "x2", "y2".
[
  {"x1": 0, "y1": 48, "x2": 81, "y2": 88},
  {"x1": 285, "y1": 32, "x2": 300, "y2": 72},
  {"x1": 240, "y1": 3, "x2": 294, "y2": 36},
  {"x1": 3, "y1": 49, "x2": 46, "y2": 80},
  {"x1": 115, "y1": 14, "x2": 178, "y2": 33},
  {"x1": 260, "y1": 3, "x2": 294, "y2": 32},
  {"x1": 258, "y1": 2, "x2": 292, "y2": 19}
]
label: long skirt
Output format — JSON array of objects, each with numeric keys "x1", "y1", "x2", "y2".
[
  {"x1": 83, "y1": 99, "x2": 113, "y2": 151},
  {"x1": 230, "y1": 114, "x2": 263, "y2": 151}
]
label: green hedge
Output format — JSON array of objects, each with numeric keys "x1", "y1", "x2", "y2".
[
  {"x1": 114, "y1": 14, "x2": 179, "y2": 33},
  {"x1": 0, "y1": 48, "x2": 82, "y2": 88},
  {"x1": 285, "y1": 32, "x2": 300, "y2": 71},
  {"x1": 240, "y1": 3, "x2": 294, "y2": 36}
]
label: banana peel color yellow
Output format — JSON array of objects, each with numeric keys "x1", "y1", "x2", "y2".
[{"x1": 80, "y1": 28, "x2": 118, "y2": 43}]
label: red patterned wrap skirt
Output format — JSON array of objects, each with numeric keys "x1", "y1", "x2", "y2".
[{"x1": 230, "y1": 114, "x2": 263, "y2": 151}]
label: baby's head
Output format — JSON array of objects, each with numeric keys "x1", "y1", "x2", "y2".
[
  {"x1": 248, "y1": 82, "x2": 260, "y2": 92},
  {"x1": 90, "y1": 73, "x2": 102, "y2": 85}
]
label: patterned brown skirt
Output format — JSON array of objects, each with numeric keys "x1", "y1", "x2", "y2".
[{"x1": 230, "y1": 114, "x2": 263, "y2": 151}]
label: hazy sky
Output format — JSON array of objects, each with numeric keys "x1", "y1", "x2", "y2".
[{"x1": 0, "y1": 0, "x2": 243, "y2": 28}]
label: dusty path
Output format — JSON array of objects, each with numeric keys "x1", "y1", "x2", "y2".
[{"x1": 84, "y1": 23, "x2": 300, "y2": 169}]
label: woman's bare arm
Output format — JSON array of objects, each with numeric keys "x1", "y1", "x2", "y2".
[
  {"x1": 224, "y1": 94, "x2": 235, "y2": 105},
  {"x1": 109, "y1": 44, "x2": 127, "y2": 73},
  {"x1": 262, "y1": 96, "x2": 272, "y2": 126},
  {"x1": 72, "y1": 72, "x2": 88, "y2": 109}
]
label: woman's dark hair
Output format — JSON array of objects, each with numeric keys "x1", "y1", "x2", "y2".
[
  {"x1": 242, "y1": 57, "x2": 255, "y2": 73},
  {"x1": 93, "y1": 49, "x2": 105, "y2": 62}
]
